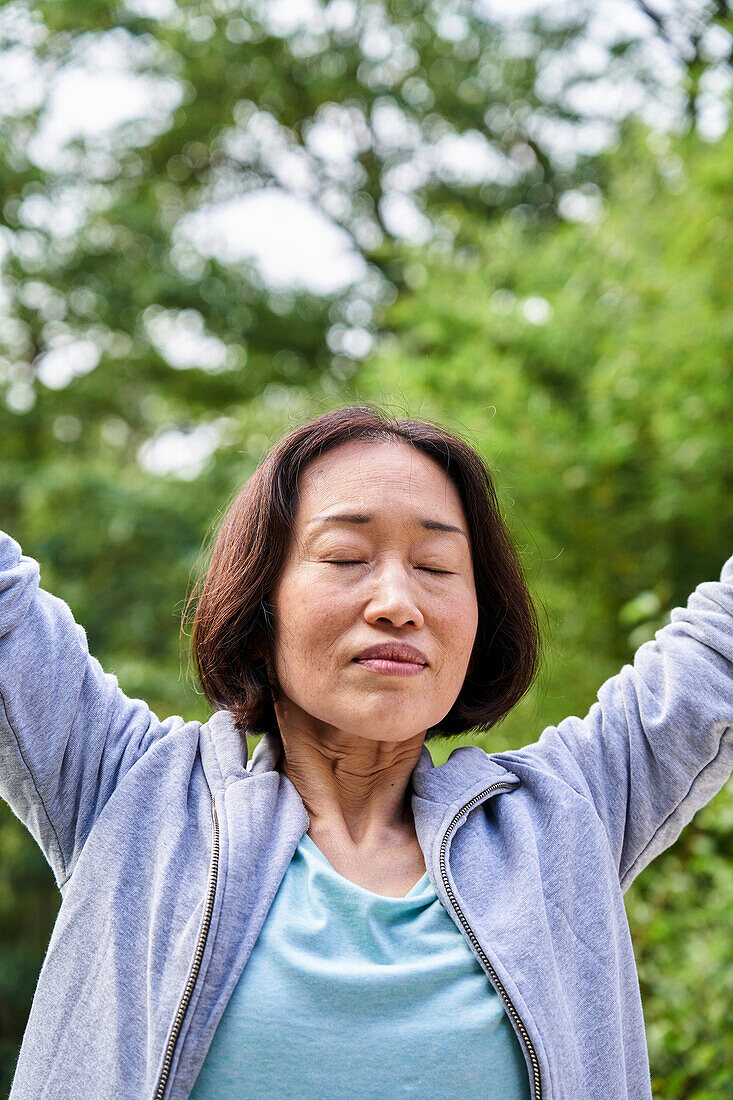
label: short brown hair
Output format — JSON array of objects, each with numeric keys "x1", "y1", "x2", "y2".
[{"x1": 184, "y1": 405, "x2": 541, "y2": 739}]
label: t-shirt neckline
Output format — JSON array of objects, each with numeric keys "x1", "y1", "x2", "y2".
[{"x1": 299, "y1": 832, "x2": 431, "y2": 900}]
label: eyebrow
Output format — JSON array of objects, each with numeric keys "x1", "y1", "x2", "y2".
[{"x1": 307, "y1": 512, "x2": 468, "y2": 538}]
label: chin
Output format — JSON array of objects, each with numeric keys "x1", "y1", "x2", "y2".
[
  {"x1": 311, "y1": 694, "x2": 442, "y2": 742},
  {"x1": 342, "y1": 712, "x2": 434, "y2": 743}
]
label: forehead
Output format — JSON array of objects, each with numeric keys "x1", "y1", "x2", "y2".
[{"x1": 295, "y1": 439, "x2": 466, "y2": 524}]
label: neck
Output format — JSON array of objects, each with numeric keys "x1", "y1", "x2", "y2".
[{"x1": 273, "y1": 705, "x2": 425, "y2": 848}]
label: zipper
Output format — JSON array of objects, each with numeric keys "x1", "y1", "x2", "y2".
[
  {"x1": 439, "y1": 782, "x2": 542, "y2": 1100},
  {"x1": 154, "y1": 795, "x2": 220, "y2": 1100}
]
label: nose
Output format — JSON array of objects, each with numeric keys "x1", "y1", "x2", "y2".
[{"x1": 363, "y1": 561, "x2": 425, "y2": 630}]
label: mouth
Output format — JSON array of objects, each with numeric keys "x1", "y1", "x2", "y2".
[
  {"x1": 353, "y1": 657, "x2": 427, "y2": 677},
  {"x1": 352, "y1": 644, "x2": 428, "y2": 677}
]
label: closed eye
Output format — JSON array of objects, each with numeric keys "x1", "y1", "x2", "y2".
[{"x1": 325, "y1": 561, "x2": 452, "y2": 575}]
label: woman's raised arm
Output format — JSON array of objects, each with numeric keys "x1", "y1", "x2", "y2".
[
  {"x1": 498, "y1": 553, "x2": 733, "y2": 891},
  {"x1": 0, "y1": 528, "x2": 179, "y2": 889}
]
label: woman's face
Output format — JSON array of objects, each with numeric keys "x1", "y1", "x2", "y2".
[{"x1": 270, "y1": 439, "x2": 479, "y2": 744}]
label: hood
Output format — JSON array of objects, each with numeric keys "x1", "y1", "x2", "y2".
[{"x1": 199, "y1": 709, "x2": 519, "y2": 810}]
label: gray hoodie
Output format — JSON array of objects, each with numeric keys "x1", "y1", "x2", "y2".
[{"x1": 1, "y1": 527, "x2": 731, "y2": 1100}]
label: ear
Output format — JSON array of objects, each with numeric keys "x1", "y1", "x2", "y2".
[
  {"x1": 249, "y1": 623, "x2": 269, "y2": 662},
  {"x1": 263, "y1": 651, "x2": 280, "y2": 693}
]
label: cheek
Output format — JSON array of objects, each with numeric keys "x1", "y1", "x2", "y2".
[
  {"x1": 440, "y1": 590, "x2": 478, "y2": 648},
  {"x1": 274, "y1": 575, "x2": 352, "y2": 660}
]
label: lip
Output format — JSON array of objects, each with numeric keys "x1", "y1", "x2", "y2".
[{"x1": 353, "y1": 643, "x2": 428, "y2": 665}]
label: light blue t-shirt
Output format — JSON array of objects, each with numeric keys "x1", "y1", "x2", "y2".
[{"x1": 190, "y1": 832, "x2": 531, "y2": 1098}]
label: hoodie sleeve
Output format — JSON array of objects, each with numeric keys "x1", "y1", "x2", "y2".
[
  {"x1": 0, "y1": 529, "x2": 178, "y2": 888},
  {"x1": 500, "y1": 553, "x2": 733, "y2": 891}
]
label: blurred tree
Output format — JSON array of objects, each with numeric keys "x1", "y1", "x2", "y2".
[
  {"x1": 630, "y1": 0, "x2": 733, "y2": 126},
  {"x1": 1, "y1": 0, "x2": 730, "y2": 469}
]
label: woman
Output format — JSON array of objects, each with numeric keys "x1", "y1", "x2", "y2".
[{"x1": 1, "y1": 405, "x2": 731, "y2": 1100}]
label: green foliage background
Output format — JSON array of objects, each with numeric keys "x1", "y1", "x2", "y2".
[
  {"x1": 356, "y1": 124, "x2": 733, "y2": 1097},
  {"x1": 1, "y1": 1, "x2": 732, "y2": 1096}
]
